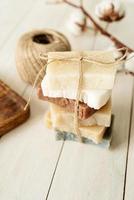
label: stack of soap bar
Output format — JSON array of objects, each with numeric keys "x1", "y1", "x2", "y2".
[{"x1": 39, "y1": 51, "x2": 117, "y2": 145}]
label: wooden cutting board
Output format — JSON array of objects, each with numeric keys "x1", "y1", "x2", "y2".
[{"x1": 0, "y1": 80, "x2": 30, "y2": 136}]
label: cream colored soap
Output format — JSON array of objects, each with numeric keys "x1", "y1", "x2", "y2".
[
  {"x1": 45, "y1": 110, "x2": 107, "y2": 144},
  {"x1": 42, "y1": 51, "x2": 116, "y2": 89}
]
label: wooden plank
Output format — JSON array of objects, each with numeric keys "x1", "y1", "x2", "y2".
[
  {"x1": 0, "y1": 1, "x2": 82, "y2": 200},
  {"x1": 46, "y1": 74, "x2": 133, "y2": 200},
  {"x1": 0, "y1": 0, "x2": 37, "y2": 48},
  {"x1": 0, "y1": 1, "x2": 133, "y2": 200},
  {"x1": 124, "y1": 79, "x2": 134, "y2": 200},
  {"x1": 0, "y1": 3, "x2": 67, "y2": 191},
  {"x1": 0, "y1": 87, "x2": 64, "y2": 200},
  {"x1": 0, "y1": 1, "x2": 100, "y2": 199}
]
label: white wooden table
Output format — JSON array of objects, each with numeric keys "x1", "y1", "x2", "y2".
[{"x1": 0, "y1": 1, "x2": 134, "y2": 199}]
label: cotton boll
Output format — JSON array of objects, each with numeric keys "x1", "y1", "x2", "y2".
[
  {"x1": 125, "y1": 53, "x2": 134, "y2": 73},
  {"x1": 95, "y1": 0, "x2": 125, "y2": 22},
  {"x1": 66, "y1": 10, "x2": 86, "y2": 35}
]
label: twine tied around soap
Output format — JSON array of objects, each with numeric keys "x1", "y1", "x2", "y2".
[
  {"x1": 24, "y1": 47, "x2": 133, "y2": 142},
  {"x1": 74, "y1": 57, "x2": 83, "y2": 142}
]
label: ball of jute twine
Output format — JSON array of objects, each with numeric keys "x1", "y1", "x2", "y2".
[{"x1": 16, "y1": 29, "x2": 71, "y2": 85}]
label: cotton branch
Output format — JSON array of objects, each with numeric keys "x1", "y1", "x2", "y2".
[{"x1": 63, "y1": 0, "x2": 134, "y2": 53}]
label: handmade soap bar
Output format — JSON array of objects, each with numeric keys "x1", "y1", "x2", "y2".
[
  {"x1": 45, "y1": 111, "x2": 113, "y2": 148},
  {"x1": 41, "y1": 51, "x2": 116, "y2": 109},
  {"x1": 45, "y1": 110, "x2": 106, "y2": 144},
  {"x1": 50, "y1": 99, "x2": 111, "y2": 127},
  {"x1": 42, "y1": 86, "x2": 111, "y2": 109},
  {"x1": 56, "y1": 130, "x2": 112, "y2": 148},
  {"x1": 47, "y1": 51, "x2": 116, "y2": 81},
  {"x1": 38, "y1": 87, "x2": 97, "y2": 119}
]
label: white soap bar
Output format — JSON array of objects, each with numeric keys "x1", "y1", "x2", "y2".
[
  {"x1": 45, "y1": 110, "x2": 106, "y2": 144},
  {"x1": 50, "y1": 99, "x2": 111, "y2": 127},
  {"x1": 42, "y1": 81, "x2": 111, "y2": 109}
]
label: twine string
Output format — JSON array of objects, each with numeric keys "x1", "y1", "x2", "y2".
[
  {"x1": 74, "y1": 57, "x2": 83, "y2": 142},
  {"x1": 24, "y1": 59, "x2": 54, "y2": 110},
  {"x1": 40, "y1": 47, "x2": 128, "y2": 65}
]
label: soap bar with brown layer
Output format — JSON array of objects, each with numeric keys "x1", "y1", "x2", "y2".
[
  {"x1": 37, "y1": 87, "x2": 96, "y2": 120},
  {"x1": 0, "y1": 80, "x2": 30, "y2": 136}
]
